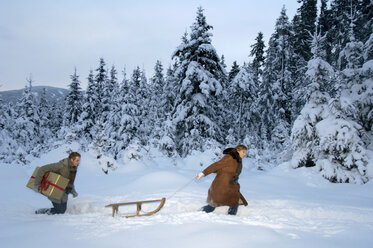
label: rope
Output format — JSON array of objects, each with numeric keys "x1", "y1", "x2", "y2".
[{"x1": 167, "y1": 177, "x2": 196, "y2": 200}]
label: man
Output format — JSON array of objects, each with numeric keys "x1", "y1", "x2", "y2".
[{"x1": 33, "y1": 152, "x2": 81, "y2": 215}]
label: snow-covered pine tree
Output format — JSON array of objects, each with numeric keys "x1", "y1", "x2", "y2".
[
  {"x1": 89, "y1": 120, "x2": 116, "y2": 173},
  {"x1": 292, "y1": 0, "x2": 317, "y2": 63},
  {"x1": 171, "y1": 7, "x2": 225, "y2": 156},
  {"x1": 250, "y1": 32, "x2": 266, "y2": 82},
  {"x1": 338, "y1": 8, "x2": 364, "y2": 71},
  {"x1": 290, "y1": 0, "x2": 317, "y2": 122},
  {"x1": 0, "y1": 92, "x2": 4, "y2": 129},
  {"x1": 158, "y1": 116, "x2": 177, "y2": 158},
  {"x1": 48, "y1": 101, "x2": 64, "y2": 135},
  {"x1": 228, "y1": 64, "x2": 259, "y2": 144},
  {"x1": 156, "y1": 64, "x2": 179, "y2": 157},
  {"x1": 76, "y1": 70, "x2": 96, "y2": 141},
  {"x1": 226, "y1": 61, "x2": 241, "y2": 137},
  {"x1": 291, "y1": 32, "x2": 334, "y2": 168},
  {"x1": 261, "y1": 6, "x2": 293, "y2": 147},
  {"x1": 119, "y1": 66, "x2": 130, "y2": 102},
  {"x1": 59, "y1": 69, "x2": 83, "y2": 144},
  {"x1": 37, "y1": 88, "x2": 53, "y2": 145},
  {"x1": 0, "y1": 93, "x2": 10, "y2": 162},
  {"x1": 102, "y1": 66, "x2": 122, "y2": 157},
  {"x1": 247, "y1": 32, "x2": 266, "y2": 147},
  {"x1": 317, "y1": 0, "x2": 333, "y2": 65},
  {"x1": 354, "y1": 0, "x2": 373, "y2": 47},
  {"x1": 102, "y1": 68, "x2": 127, "y2": 158},
  {"x1": 101, "y1": 65, "x2": 119, "y2": 126},
  {"x1": 228, "y1": 61, "x2": 240, "y2": 82},
  {"x1": 63, "y1": 68, "x2": 83, "y2": 127},
  {"x1": 220, "y1": 54, "x2": 227, "y2": 68},
  {"x1": 359, "y1": 58, "x2": 373, "y2": 134},
  {"x1": 12, "y1": 77, "x2": 40, "y2": 162},
  {"x1": 364, "y1": 29, "x2": 373, "y2": 62},
  {"x1": 337, "y1": 15, "x2": 373, "y2": 137},
  {"x1": 109, "y1": 67, "x2": 142, "y2": 159},
  {"x1": 94, "y1": 58, "x2": 107, "y2": 121},
  {"x1": 0, "y1": 103, "x2": 18, "y2": 163},
  {"x1": 328, "y1": 0, "x2": 352, "y2": 69},
  {"x1": 151, "y1": 61, "x2": 165, "y2": 112},
  {"x1": 291, "y1": 31, "x2": 369, "y2": 184},
  {"x1": 134, "y1": 66, "x2": 151, "y2": 146},
  {"x1": 148, "y1": 60, "x2": 166, "y2": 148},
  {"x1": 163, "y1": 63, "x2": 178, "y2": 115}
]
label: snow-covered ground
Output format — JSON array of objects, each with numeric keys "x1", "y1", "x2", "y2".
[{"x1": 1, "y1": 143, "x2": 373, "y2": 248}]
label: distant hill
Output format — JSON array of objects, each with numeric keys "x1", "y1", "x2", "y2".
[{"x1": 0, "y1": 86, "x2": 69, "y2": 105}]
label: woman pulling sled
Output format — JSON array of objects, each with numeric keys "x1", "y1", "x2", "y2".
[{"x1": 195, "y1": 145, "x2": 248, "y2": 215}]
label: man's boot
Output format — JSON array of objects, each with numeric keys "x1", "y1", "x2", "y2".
[{"x1": 35, "y1": 208, "x2": 51, "y2": 214}]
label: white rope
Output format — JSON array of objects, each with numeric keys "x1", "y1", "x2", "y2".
[{"x1": 167, "y1": 177, "x2": 196, "y2": 200}]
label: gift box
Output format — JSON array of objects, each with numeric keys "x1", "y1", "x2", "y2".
[{"x1": 27, "y1": 167, "x2": 70, "y2": 201}]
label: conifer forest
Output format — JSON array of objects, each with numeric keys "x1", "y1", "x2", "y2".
[{"x1": 1, "y1": 0, "x2": 372, "y2": 184}]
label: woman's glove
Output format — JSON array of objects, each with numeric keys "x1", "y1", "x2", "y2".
[{"x1": 195, "y1": 172, "x2": 205, "y2": 180}]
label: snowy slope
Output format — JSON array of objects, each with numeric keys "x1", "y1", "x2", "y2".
[{"x1": 1, "y1": 143, "x2": 373, "y2": 248}]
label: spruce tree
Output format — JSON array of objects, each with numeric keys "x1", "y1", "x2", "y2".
[
  {"x1": 101, "y1": 65, "x2": 119, "y2": 125},
  {"x1": 13, "y1": 77, "x2": 40, "y2": 162},
  {"x1": 292, "y1": 0, "x2": 317, "y2": 62},
  {"x1": 228, "y1": 64, "x2": 260, "y2": 144},
  {"x1": 156, "y1": 64, "x2": 178, "y2": 157},
  {"x1": 228, "y1": 61, "x2": 240, "y2": 82},
  {"x1": 63, "y1": 68, "x2": 83, "y2": 127},
  {"x1": 0, "y1": 92, "x2": 4, "y2": 130},
  {"x1": 103, "y1": 66, "x2": 122, "y2": 156},
  {"x1": 317, "y1": 0, "x2": 333, "y2": 65},
  {"x1": 49, "y1": 101, "x2": 64, "y2": 135},
  {"x1": 110, "y1": 67, "x2": 142, "y2": 158},
  {"x1": 328, "y1": 0, "x2": 351, "y2": 69},
  {"x1": 291, "y1": 32, "x2": 368, "y2": 184},
  {"x1": 250, "y1": 32, "x2": 266, "y2": 81},
  {"x1": 148, "y1": 60, "x2": 166, "y2": 147},
  {"x1": 94, "y1": 58, "x2": 107, "y2": 120},
  {"x1": 355, "y1": 0, "x2": 373, "y2": 45},
  {"x1": 338, "y1": 19, "x2": 373, "y2": 133},
  {"x1": 0, "y1": 103, "x2": 18, "y2": 163},
  {"x1": 77, "y1": 70, "x2": 96, "y2": 140},
  {"x1": 171, "y1": 6, "x2": 225, "y2": 156},
  {"x1": 134, "y1": 66, "x2": 151, "y2": 145},
  {"x1": 291, "y1": 0, "x2": 317, "y2": 121},
  {"x1": 37, "y1": 88, "x2": 53, "y2": 144},
  {"x1": 261, "y1": 6, "x2": 293, "y2": 146}
]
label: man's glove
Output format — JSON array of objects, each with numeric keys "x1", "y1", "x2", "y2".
[
  {"x1": 195, "y1": 172, "x2": 205, "y2": 180},
  {"x1": 72, "y1": 191, "x2": 78, "y2": 198},
  {"x1": 32, "y1": 185, "x2": 40, "y2": 193}
]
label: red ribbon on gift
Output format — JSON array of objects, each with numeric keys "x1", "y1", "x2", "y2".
[{"x1": 33, "y1": 172, "x2": 65, "y2": 193}]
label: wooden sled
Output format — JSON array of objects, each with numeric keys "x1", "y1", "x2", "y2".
[{"x1": 105, "y1": 198, "x2": 166, "y2": 218}]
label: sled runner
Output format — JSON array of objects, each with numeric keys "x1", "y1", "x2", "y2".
[{"x1": 105, "y1": 198, "x2": 166, "y2": 218}]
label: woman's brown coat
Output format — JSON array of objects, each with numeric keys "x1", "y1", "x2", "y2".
[{"x1": 202, "y1": 150, "x2": 248, "y2": 208}]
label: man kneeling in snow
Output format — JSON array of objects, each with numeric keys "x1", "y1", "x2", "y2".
[{"x1": 33, "y1": 152, "x2": 81, "y2": 215}]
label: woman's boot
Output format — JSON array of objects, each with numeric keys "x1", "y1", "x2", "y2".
[
  {"x1": 201, "y1": 205, "x2": 216, "y2": 213},
  {"x1": 227, "y1": 205, "x2": 238, "y2": 215}
]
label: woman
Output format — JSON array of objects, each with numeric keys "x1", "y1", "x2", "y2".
[{"x1": 195, "y1": 145, "x2": 248, "y2": 215}]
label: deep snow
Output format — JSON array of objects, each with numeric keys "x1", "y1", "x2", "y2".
[{"x1": 1, "y1": 143, "x2": 373, "y2": 248}]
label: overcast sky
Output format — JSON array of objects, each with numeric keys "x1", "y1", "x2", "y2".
[{"x1": 0, "y1": 0, "x2": 300, "y2": 91}]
